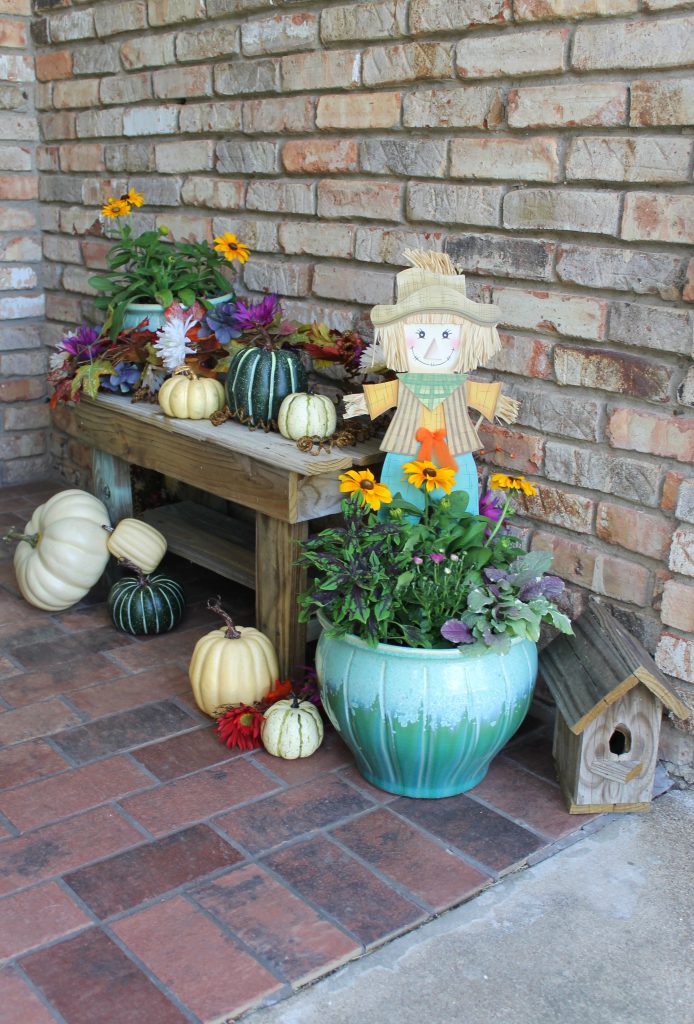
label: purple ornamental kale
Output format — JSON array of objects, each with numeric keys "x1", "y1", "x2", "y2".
[
  {"x1": 483, "y1": 567, "x2": 509, "y2": 584},
  {"x1": 58, "y1": 325, "x2": 105, "y2": 360},
  {"x1": 518, "y1": 574, "x2": 564, "y2": 602},
  {"x1": 100, "y1": 362, "x2": 142, "y2": 394},
  {"x1": 203, "y1": 301, "x2": 242, "y2": 346},
  {"x1": 441, "y1": 619, "x2": 475, "y2": 645},
  {"x1": 232, "y1": 294, "x2": 280, "y2": 331}
]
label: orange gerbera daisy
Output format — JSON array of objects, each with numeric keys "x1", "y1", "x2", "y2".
[
  {"x1": 101, "y1": 197, "x2": 131, "y2": 219},
  {"x1": 489, "y1": 473, "x2": 538, "y2": 497},
  {"x1": 124, "y1": 187, "x2": 144, "y2": 208},
  {"x1": 339, "y1": 469, "x2": 392, "y2": 511},
  {"x1": 402, "y1": 460, "x2": 456, "y2": 495},
  {"x1": 213, "y1": 232, "x2": 251, "y2": 264}
]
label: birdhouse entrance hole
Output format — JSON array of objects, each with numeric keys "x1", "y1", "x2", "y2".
[{"x1": 609, "y1": 725, "x2": 632, "y2": 757}]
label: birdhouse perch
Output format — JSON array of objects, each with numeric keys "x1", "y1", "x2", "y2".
[{"x1": 539, "y1": 602, "x2": 689, "y2": 814}]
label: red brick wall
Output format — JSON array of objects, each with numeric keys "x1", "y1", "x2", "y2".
[
  {"x1": 0, "y1": 0, "x2": 47, "y2": 483},
  {"x1": 26, "y1": 1, "x2": 694, "y2": 722}
]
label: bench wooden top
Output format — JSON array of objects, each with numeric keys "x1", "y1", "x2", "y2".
[{"x1": 56, "y1": 394, "x2": 384, "y2": 523}]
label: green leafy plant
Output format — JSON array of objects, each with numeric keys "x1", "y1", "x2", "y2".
[
  {"x1": 297, "y1": 466, "x2": 572, "y2": 652},
  {"x1": 89, "y1": 190, "x2": 248, "y2": 338}
]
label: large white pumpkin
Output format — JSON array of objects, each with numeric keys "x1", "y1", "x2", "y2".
[
  {"x1": 106, "y1": 518, "x2": 167, "y2": 574},
  {"x1": 12, "y1": 489, "x2": 111, "y2": 611},
  {"x1": 277, "y1": 392, "x2": 337, "y2": 441},
  {"x1": 188, "y1": 601, "x2": 279, "y2": 715},
  {"x1": 261, "y1": 697, "x2": 324, "y2": 759},
  {"x1": 158, "y1": 366, "x2": 225, "y2": 420}
]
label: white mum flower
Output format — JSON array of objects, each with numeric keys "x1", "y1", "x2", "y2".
[{"x1": 153, "y1": 314, "x2": 197, "y2": 371}]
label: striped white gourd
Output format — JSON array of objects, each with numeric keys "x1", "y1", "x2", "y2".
[
  {"x1": 277, "y1": 392, "x2": 337, "y2": 441},
  {"x1": 261, "y1": 696, "x2": 324, "y2": 759}
]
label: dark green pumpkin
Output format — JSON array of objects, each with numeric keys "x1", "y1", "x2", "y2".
[
  {"x1": 226, "y1": 345, "x2": 307, "y2": 426},
  {"x1": 108, "y1": 571, "x2": 185, "y2": 635}
]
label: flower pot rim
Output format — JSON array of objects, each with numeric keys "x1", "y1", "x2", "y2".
[
  {"x1": 316, "y1": 614, "x2": 531, "y2": 660},
  {"x1": 125, "y1": 292, "x2": 234, "y2": 312}
]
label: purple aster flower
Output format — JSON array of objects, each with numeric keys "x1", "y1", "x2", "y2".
[
  {"x1": 100, "y1": 362, "x2": 142, "y2": 394},
  {"x1": 58, "y1": 325, "x2": 105, "y2": 360},
  {"x1": 441, "y1": 619, "x2": 475, "y2": 645},
  {"x1": 233, "y1": 294, "x2": 280, "y2": 331},
  {"x1": 412, "y1": 556, "x2": 424, "y2": 565},
  {"x1": 203, "y1": 301, "x2": 242, "y2": 346},
  {"x1": 429, "y1": 552, "x2": 446, "y2": 563}
]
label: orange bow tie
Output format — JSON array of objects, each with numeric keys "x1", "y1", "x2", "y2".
[{"x1": 415, "y1": 428, "x2": 458, "y2": 470}]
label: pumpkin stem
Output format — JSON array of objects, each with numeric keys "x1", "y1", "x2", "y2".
[
  {"x1": 118, "y1": 558, "x2": 150, "y2": 586},
  {"x1": 102, "y1": 524, "x2": 114, "y2": 534},
  {"x1": 290, "y1": 693, "x2": 301, "y2": 709},
  {"x1": 172, "y1": 365, "x2": 198, "y2": 380},
  {"x1": 207, "y1": 596, "x2": 242, "y2": 638},
  {"x1": 2, "y1": 527, "x2": 39, "y2": 548}
]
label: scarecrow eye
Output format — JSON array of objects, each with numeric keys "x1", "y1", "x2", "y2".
[
  {"x1": 417, "y1": 329, "x2": 425, "y2": 339},
  {"x1": 441, "y1": 330, "x2": 450, "y2": 339}
]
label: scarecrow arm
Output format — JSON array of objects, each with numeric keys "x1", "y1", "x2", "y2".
[
  {"x1": 344, "y1": 379, "x2": 399, "y2": 420},
  {"x1": 494, "y1": 392, "x2": 520, "y2": 425},
  {"x1": 343, "y1": 393, "x2": 368, "y2": 418}
]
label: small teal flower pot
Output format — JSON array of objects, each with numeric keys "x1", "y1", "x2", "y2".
[
  {"x1": 122, "y1": 292, "x2": 233, "y2": 333},
  {"x1": 316, "y1": 629, "x2": 537, "y2": 799}
]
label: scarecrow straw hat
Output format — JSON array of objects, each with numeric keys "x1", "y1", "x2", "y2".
[{"x1": 370, "y1": 250, "x2": 502, "y2": 328}]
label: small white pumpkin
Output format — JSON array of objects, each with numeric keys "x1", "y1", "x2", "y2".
[
  {"x1": 261, "y1": 696, "x2": 324, "y2": 759},
  {"x1": 158, "y1": 365, "x2": 225, "y2": 420},
  {"x1": 106, "y1": 518, "x2": 167, "y2": 574},
  {"x1": 189, "y1": 598, "x2": 279, "y2": 716},
  {"x1": 277, "y1": 392, "x2": 337, "y2": 441},
  {"x1": 7, "y1": 488, "x2": 111, "y2": 611}
]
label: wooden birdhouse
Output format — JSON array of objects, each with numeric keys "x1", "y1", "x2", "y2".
[{"x1": 540, "y1": 602, "x2": 689, "y2": 814}]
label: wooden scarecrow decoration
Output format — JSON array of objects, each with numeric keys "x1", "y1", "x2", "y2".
[{"x1": 344, "y1": 250, "x2": 519, "y2": 513}]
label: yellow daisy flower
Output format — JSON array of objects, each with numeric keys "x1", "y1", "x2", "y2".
[
  {"x1": 124, "y1": 187, "x2": 144, "y2": 208},
  {"x1": 489, "y1": 473, "x2": 538, "y2": 497},
  {"x1": 213, "y1": 232, "x2": 251, "y2": 264},
  {"x1": 101, "y1": 197, "x2": 132, "y2": 219},
  {"x1": 339, "y1": 469, "x2": 392, "y2": 512},
  {"x1": 402, "y1": 460, "x2": 456, "y2": 495}
]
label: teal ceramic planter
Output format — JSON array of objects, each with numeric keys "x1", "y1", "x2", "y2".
[
  {"x1": 122, "y1": 292, "x2": 233, "y2": 333},
  {"x1": 316, "y1": 629, "x2": 538, "y2": 799}
]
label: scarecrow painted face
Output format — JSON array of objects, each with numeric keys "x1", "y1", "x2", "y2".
[{"x1": 404, "y1": 322, "x2": 462, "y2": 374}]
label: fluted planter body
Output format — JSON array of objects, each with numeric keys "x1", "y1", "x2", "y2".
[
  {"x1": 316, "y1": 628, "x2": 537, "y2": 799},
  {"x1": 122, "y1": 293, "x2": 233, "y2": 333}
]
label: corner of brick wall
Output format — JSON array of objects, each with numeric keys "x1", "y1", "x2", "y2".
[
  {"x1": 25, "y1": 0, "x2": 694, "y2": 739},
  {"x1": 0, "y1": 0, "x2": 48, "y2": 483}
]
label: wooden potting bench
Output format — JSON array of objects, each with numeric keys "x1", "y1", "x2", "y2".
[{"x1": 57, "y1": 394, "x2": 383, "y2": 674}]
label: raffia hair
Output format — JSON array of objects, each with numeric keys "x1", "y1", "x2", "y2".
[{"x1": 376, "y1": 312, "x2": 502, "y2": 374}]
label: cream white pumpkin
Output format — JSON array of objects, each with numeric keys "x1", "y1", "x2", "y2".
[
  {"x1": 106, "y1": 518, "x2": 167, "y2": 574},
  {"x1": 158, "y1": 366, "x2": 225, "y2": 420},
  {"x1": 11, "y1": 489, "x2": 111, "y2": 611},
  {"x1": 261, "y1": 696, "x2": 324, "y2": 759},
  {"x1": 277, "y1": 392, "x2": 337, "y2": 441},
  {"x1": 189, "y1": 600, "x2": 279, "y2": 715}
]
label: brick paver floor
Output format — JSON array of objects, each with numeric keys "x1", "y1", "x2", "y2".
[{"x1": 0, "y1": 481, "x2": 603, "y2": 1024}]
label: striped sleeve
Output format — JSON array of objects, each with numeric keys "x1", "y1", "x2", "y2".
[
  {"x1": 465, "y1": 380, "x2": 502, "y2": 421},
  {"x1": 363, "y1": 380, "x2": 399, "y2": 419}
]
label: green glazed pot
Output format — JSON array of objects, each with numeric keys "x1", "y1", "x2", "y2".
[
  {"x1": 316, "y1": 627, "x2": 537, "y2": 799},
  {"x1": 121, "y1": 292, "x2": 233, "y2": 334}
]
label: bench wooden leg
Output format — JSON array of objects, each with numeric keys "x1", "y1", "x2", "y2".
[
  {"x1": 255, "y1": 512, "x2": 308, "y2": 680},
  {"x1": 92, "y1": 449, "x2": 133, "y2": 522}
]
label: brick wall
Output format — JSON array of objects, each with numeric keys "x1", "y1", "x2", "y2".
[
  {"x1": 27, "y1": 1, "x2": 694, "y2": 736},
  {"x1": 0, "y1": 0, "x2": 46, "y2": 483}
]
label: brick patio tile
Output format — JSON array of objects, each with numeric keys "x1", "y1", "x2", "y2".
[
  {"x1": 0, "y1": 739, "x2": 70, "y2": 790},
  {"x1": 215, "y1": 775, "x2": 373, "y2": 855},
  {"x1": 105, "y1": 625, "x2": 213, "y2": 672},
  {"x1": 53, "y1": 603, "x2": 113, "y2": 632},
  {"x1": 0, "y1": 881, "x2": 90, "y2": 960},
  {"x1": 332, "y1": 807, "x2": 491, "y2": 911},
  {"x1": 121, "y1": 759, "x2": 278, "y2": 836},
  {"x1": 0, "y1": 622, "x2": 66, "y2": 651},
  {"x1": 502, "y1": 734, "x2": 557, "y2": 783},
  {"x1": 254, "y1": 728, "x2": 353, "y2": 784},
  {"x1": 0, "y1": 590, "x2": 51, "y2": 627},
  {"x1": 469, "y1": 759, "x2": 581, "y2": 840},
  {"x1": 0, "y1": 807, "x2": 142, "y2": 896},
  {"x1": 64, "y1": 823, "x2": 243, "y2": 919},
  {"x1": 338, "y1": 765, "x2": 399, "y2": 803},
  {"x1": 112, "y1": 895, "x2": 283, "y2": 1021},
  {"x1": 21, "y1": 928, "x2": 189, "y2": 1024},
  {"x1": 10, "y1": 627, "x2": 135, "y2": 671},
  {"x1": 68, "y1": 666, "x2": 191, "y2": 719},
  {"x1": 0, "y1": 755, "x2": 152, "y2": 832},
  {"x1": 393, "y1": 793, "x2": 545, "y2": 875},
  {"x1": 0, "y1": 700, "x2": 82, "y2": 747},
  {"x1": 50, "y1": 700, "x2": 198, "y2": 765},
  {"x1": 265, "y1": 836, "x2": 425, "y2": 947},
  {"x1": 0, "y1": 822, "x2": 12, "y2": 839},
  {"x1": 194, "y1": 863, "x2": 359, "y2": 985},
  {"x1": 131, "y1": 726, "x2": 242, "y2": 781},
  {"x1": 0, "y1": 967, "x2": 58, "y2": 1024},
  {"x1": 0, "y1": 654, "x2": 22, "y2": 681},
  {"x1": 0, "y1": 658, "x2": 124, "y2": 708}
]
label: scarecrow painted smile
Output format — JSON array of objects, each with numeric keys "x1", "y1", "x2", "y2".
[{"x1": 405, "y1": 323, "x2": 461, "y2": 373}]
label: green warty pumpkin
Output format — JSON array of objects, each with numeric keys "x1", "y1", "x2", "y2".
[
  {"x1": 226, "y1": 345, "x2": 307, "y2": 426},
  {"x1": 108, "y1": 568, "x2": 185, "y2": 635}
]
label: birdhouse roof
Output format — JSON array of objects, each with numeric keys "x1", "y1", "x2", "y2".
[{"x1": 539, "y1": 603, "x2": 690, "y2": 735}]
